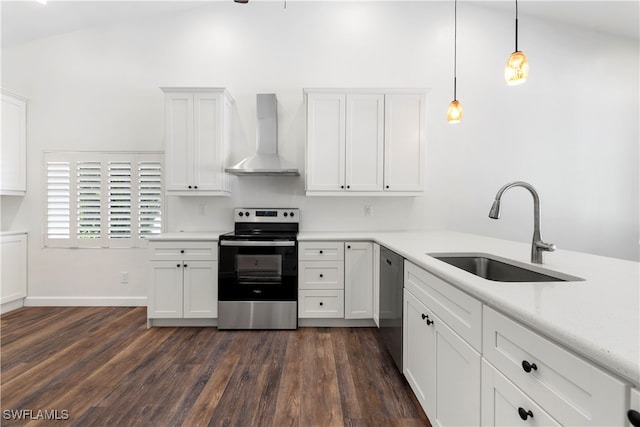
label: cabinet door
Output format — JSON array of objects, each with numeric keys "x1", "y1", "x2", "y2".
[
  {"x1": 165, "y1": 91, "x2": 194, "y2": 192},
  {"x1": 1, "y1": 91, "x2": 27, "y2": 195},
  {"x1": 344, "y1": 242, "x2": 373, "y2": 319},
  {"x1": 0, "y1": 234, "x2": 27, "y2": 304},
  {"x1": 345, "y1": 94, "x2": 384, "y2": 191},
  {"x1": 404, "y1": 289, "x2": 481, "y2": 426},
  {"x1": 193, "y1": 92, "x2": 223, "y2": 191},
  {"x1": 384, "y1": 93, "x2": 426, "y2": 192},
  {"x1": 481, "y1": 360, "x2": 561, "y2": 427},
  {"x1": 183, "y1": 260, "x2": 217, "y2": 318},
  {"x1": 148, "y1": 261, "x2": 184, "y2": 318},
  {"x1": 306, "y1": 93, "x2": 346, "y2": 191},
  {"x1": 629, "y1": 388, "x2": 640, "y2": 427}
]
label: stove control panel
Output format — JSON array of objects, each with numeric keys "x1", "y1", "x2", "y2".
[{"x1": 234, "y1": 208, "x2": 299, "y2": 223}]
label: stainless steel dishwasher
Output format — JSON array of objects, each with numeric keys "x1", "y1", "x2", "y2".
[{"x1": 379, "y1": 246, "x2": 404, "y2": 373}]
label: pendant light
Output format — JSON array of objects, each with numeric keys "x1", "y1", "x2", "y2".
[
  {"x1": 447, "y1": 0, "x2": 462, "y2": 123},
  {"x1": 505, "y1": 0, "x2": 529, "y2": 85}
]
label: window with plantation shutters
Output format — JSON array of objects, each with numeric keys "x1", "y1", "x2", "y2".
[{"x1": 45, "y1": 152, "x2": 163, "y2": 248}]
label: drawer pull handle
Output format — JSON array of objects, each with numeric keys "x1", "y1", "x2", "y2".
[
  {"x1": 518, "y1": 408, "x2": 533, "y2": 421},
  {"x1": 421, "y1": 313, "x2": 434, "y2": 326},
  {"x1": 628, "y1": 409, "x2": 640, "y2": 427},
  {"x1": 522, "y1": 360, "x2": 538, "y2": 373}
]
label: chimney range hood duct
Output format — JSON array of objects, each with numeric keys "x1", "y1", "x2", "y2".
[{"x1": 225, "y1": 93, "x2": 300, "y2": 176}]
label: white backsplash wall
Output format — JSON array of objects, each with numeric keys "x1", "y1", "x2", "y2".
[{"x1": 1, "y1": 1, "x2": 637, "y2": 303}]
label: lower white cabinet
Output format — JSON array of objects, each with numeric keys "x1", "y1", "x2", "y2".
[
  {"x1": 344, "y1": 242, "x2": 373, "y2": 319},
  {"x1": 148, "y1": 241, "x2": 217, "y2": 323},
  {"x1": 629, "y1": 388, "x2": 640, "y2": 427},
  {"x1": 1, "y1": 232, "x2": 27, "y2": 310},
  {"x1": 482, "y1": 306, "x2": 627, "y2": 426},
  {"x1": 481, "y1": 359, "x2": 560, "y2": 426},
  {"x1": 403, "y1": 288, "x2": 481, "y2": 426},
  {"x1": 372, "y1": 243, "x2": 380, "y2": 327},
  {"x1": 298, "y1": 241, "x2": 345, "y2": 318}
]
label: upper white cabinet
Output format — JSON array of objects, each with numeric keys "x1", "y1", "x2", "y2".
[
  {"x1": 305, "y1": 89, "x2": 426, "y2": 196},
  {"x1": 1, "y1": 89, "x2": 27, "y2": 196},
  {"x1": 162, "y1": 88, "x2": 233, "y2": 196}
]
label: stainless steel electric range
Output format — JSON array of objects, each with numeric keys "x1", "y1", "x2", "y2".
[{"x1": 217, "y1": 208, "x2": 299, "y2": 329}]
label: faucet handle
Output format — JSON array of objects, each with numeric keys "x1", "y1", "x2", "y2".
[{"x1": 536, "y1": 241, "x2": 556, "y2": 252}]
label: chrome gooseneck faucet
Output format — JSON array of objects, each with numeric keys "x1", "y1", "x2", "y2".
[{"x1": 489, "y1": 181, "x2": 556, "y2": 264}]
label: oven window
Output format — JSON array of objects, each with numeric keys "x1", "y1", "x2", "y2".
[{"x1": 237, "y1": 254, "x2": 282, "y2": 282}]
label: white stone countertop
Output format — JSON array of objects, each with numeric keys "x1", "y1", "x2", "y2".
[
  {"x1": 0, "y1": 230, "x2": 28, "y2": 237},
  {"x1": 151, "y1": 229, "x2": 639, "y2": 386}
]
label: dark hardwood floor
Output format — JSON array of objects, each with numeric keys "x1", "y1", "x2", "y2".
[{"x1": 1, "y1": 307, "x2": 430, "y2": 426}]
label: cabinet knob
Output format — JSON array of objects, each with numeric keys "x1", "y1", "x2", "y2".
[
  {"x1": 421, "y1": 313, "x2": 427, "y2": 320},
  {"x1": 319, "y1": 274, "x2": 324, "y2": 278},
  {"x1": 518, "y1": 408, "x2": 533, "y2": 421},
  {"x1": 426, "y1": 318, "x2": 434, "y2": 326},
  {"x1": 341, "y1": 185, "x2": 345, "y2": 189},
  {"x1": 194, "y1": 185, "x2": 198, "y2": 189},
  {"x1": 177, "y1": 264, "x2": 181, "y2": 268},
  {"x1": 386, "y1": 185, "x2": 390, "y2": 189},
  {"x1": 347, "y1": 185, "x2": 350, "y2": 189},
  {"x1": 522, "y1": 360, "x2": 538, "y2": 373},
  {"x1": 183, "y1": 264, "x2": 188, "y2": 268},
  {"x1": 188, "y1": 185, "x2": 192, "y2": 189},
  {"x1": 180, "y1": 250, "x2": 185, "y2": 254},
  {"x1": 347, "y1": 245, "x2": 351, "y2": 249},
  {"x1": 319, "y1": 301, "x2": 324, "y2": 306},
  {"x1": 319, "y1": 250, "x2": 323, "y2": 254},
  {"x1": 628, "y1": 409, "x2": 640, "y2": 427}
]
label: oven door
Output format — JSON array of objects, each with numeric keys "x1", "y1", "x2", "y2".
[{"x1": 218, "y1": 240, "x2": 297, "y2": 301}]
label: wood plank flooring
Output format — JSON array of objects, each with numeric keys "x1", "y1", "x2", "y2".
[{"x1": 1, "y1": 307, "x2": 430, "y2": 427}]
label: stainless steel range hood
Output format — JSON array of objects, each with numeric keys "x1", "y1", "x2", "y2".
[{"x1": 225, "y1": 93, "x2": 300, "y2": 176}]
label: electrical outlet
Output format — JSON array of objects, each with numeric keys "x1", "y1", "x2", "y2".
[
  {"x1": 120, "y1": 272, "x2": 129, "y2": 284},
  {"x1": 364, "y1": 205, "x2": 373, "y2": 216}
]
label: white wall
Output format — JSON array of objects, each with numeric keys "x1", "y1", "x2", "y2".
[{"x1": 1, "y1": 1, "x2": 637, "y2": 303}]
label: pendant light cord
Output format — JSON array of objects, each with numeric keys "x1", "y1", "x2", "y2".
[
  {"x1": 453, "y1": 0, "x2": 458, "y2": 100},
  {"x1": 515, "y1": 0, "x2": 519, "y2": 52}
]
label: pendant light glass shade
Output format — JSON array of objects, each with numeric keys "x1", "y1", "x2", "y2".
[
  {"x1": 505, "y1": 51, "x2": 529, "y2": 85},
  {"x1": 447, "y1": 100, "x2": 462, "y2": 123},
  {"x1": 506, "y1": 0, "x2": 528, "y2": 85}
]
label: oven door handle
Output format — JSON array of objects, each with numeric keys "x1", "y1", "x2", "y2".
[{"x1": 220, "y1": 240, "x2": 296, "y2": 247}]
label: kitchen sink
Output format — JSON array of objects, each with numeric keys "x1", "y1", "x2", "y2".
[{"x1": 428, "y1": 252, "x2": 584, "y2": 282}]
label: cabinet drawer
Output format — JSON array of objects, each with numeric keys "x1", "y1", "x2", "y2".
[
  {"x1": 298, "y1": 290, "x2": 344, "y2": 318},
  {"x1": 299, "y1": 241, "x2": 344, "y2": 261},
  {"x1": 404, "y1": 261, "x2": 482, "y2": 351},
  {"x1": 481, "y1": 359, "x2": 560, "y2": 426},
  {"x1": 483, "y1": 306, "x2": 627, "y2": 426},
  {"x1": 149, "y1": 241, "x2": 217, "y2": 261},
  {"x1": 299, "y1": 261, "x2": 344, "y2": 290}
]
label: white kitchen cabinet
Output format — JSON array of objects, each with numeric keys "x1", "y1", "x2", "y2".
[
  {"x1": 1, "y1": 90, "x2": 27, "y2": 195},
  {"x1": 148, "y1": 241, "x2": 217, "y2": 325},
  {"x1": 298, "y1": 241, "x2": 345, "y2": 318},
  {"x1": 481, "y1": 359, "x2": 561, "y2": 426},
  {"x1": 403, "y1": 288, "x2": 481, "y2": 427},
  {"x1": 162, "y1": 88, "x2": 232, "y2": 196},
  {"x1": 383, "y1": 93, "x2": 426, "y2": 192},
  {"x1": 482, "y1": 306, "x2": 627, "y2": 426},
  {"x1": 344, "y1": 242, "x2": 373, "y2": 319},
  {"x1": 305, "y1": 89, "x2": 425, "y2": 196},
  {"x1": 629, "y1": 388, "x2": 640, "y2": 427},
  {"x1": 1, "y1": 232, "x2": 27, "y2": 312}
]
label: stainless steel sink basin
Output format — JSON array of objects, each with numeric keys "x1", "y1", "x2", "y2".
[{"x1": 428, "y1": 252, "x2": 584, "y2": 282}]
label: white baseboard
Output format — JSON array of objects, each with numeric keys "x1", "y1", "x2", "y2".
[
  {"x1": 1, "y1": 298, "x2": 25, "y2": 314},
  {"x1": 24, "y1": 296, "x2": 147, "y2": 307}
]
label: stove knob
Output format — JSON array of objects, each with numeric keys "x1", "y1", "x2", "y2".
[
  {"x1": 290, "y1": 211, "x2": 295, "y2": 217},
  {"x1": 245, "y1": 211, "x2": 250, "y2": 217},
  {"x1": 283, "y1": 212, "x2": 288, "y2": 217},
  {"x1": 238, "y1": 212, "x2": 243, "y2": 217}
]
